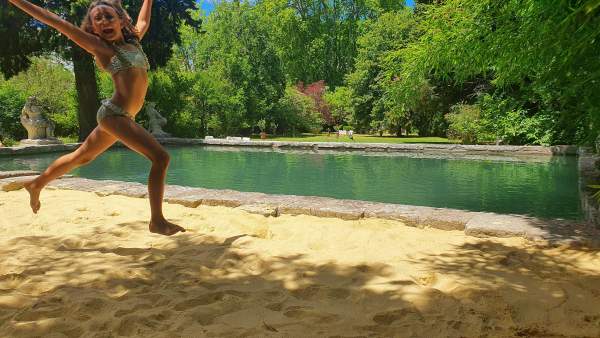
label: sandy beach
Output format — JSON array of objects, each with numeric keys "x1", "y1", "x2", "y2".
[{"x1": 1, "y1": 188, "x2": 599, "y2": 337}]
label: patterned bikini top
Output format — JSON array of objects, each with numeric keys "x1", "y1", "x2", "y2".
[{"x1": 100, "y1": 40, "x2": 150, "y2": 74}]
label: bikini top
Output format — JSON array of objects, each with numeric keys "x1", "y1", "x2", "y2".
[{"x1": 99, "y1": 40, "x2": 150, "y2": 74}]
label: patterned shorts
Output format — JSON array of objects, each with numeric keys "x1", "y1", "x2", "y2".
[{"x1": 96, "y1": 99, "x2": 134, "y2": 124}]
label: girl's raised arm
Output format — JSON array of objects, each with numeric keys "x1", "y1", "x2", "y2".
[
  {"x1": 8, "y1": 0, "x2": 111, "y2": 56},
  {"x1": 134, "y1": 0, "x2": 152, "y2": 40}
]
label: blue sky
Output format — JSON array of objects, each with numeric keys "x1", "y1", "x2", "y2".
[{"x1": 199, "y1": 0, "x2": 415, "y2": 16}]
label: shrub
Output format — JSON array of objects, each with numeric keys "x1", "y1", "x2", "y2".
[
  {"x1": 445, "y1": 104, "x2": 481, "y2": 144},
  {"x1": 273, "y1": 86, "x2": 322, "y2": 135},
  {"x1": 0, "y1": 57, "x2": 78, "y2": 139},
  {"x1": 0, "y1": 82, "x2": 27, "y2": 141}
]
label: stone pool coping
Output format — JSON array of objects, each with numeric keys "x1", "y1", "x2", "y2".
[
  {"x1": 2, "y1": 171, "x2": 598, "y2": 248},
  {"x1": 0, "y1": 138, "x2": 580, "y2": 157}
]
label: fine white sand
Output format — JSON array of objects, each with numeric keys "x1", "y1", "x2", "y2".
[{"x1": 1, "y1": 188, "x2": 599, "y2": 337}]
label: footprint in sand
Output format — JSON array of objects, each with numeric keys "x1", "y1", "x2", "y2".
[
  {"x1": 13, "y1": 308, "x2": 64, "y2": 322},
  {"x1": 78, "y1": 297, "x2": 108, "y2": 313},
  {"x1": 41, "y1": 323, "x2": 84, "y2": 338},
  {"x1": 174, "y1": 290, "x2": 249, "y2": 311},
  {"x1": 499, "y1": 250, "x2": 531, "y2": 267},
  {"x1": 148, "y1": 310, "x2": 173, "y2": 322},
  {"x1": 283, "y1": 305, "x2": 340, "y2": 323},
  {"x1": 13, "y1": 297, "x2": 66, "y2": 322},
  {"x1": 583, "y1": 314, "x2": 600, "y2": 328},
  {"x1": 0, "y1": 273, "x2": 26, "y2": 290},
  {"x1": 265, "y1": 301, "x2": 284, "y2": 312},
  {"x1": 263, "y1": 290, "x2": 287, "y2": 311},
  {"x1": 116, "y1": 315, "x2": 169, "y2": 337},
  {"x1": 191, "y1": 308, "x2": 219, "y2": 325},
  {"x1": 290, "y1": 285, "x2": 350, "y2": 301},
  {"x1": 372, "y1": 307, "x2": 424, "y2": 325}
]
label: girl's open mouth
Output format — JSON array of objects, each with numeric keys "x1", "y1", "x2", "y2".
[{"x1": 102, "y1": 28, "x2": 115, "y2": 35}]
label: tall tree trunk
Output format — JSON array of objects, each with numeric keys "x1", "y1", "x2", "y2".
[{"x1": 71, "y1": 44, "x2": 100, "y2": 141}]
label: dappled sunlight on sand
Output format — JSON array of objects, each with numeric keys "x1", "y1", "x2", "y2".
[{"x1": 1, "y1": 189, "x2": 599, "y2": 337}]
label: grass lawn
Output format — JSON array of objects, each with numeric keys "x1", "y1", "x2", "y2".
[{"x1": 251, "y1": 133, "x2": 459, "y2": 144}]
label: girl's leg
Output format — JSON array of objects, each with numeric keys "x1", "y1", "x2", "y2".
[
  {"x1": 24, "y1": 127, "x2": 118, "y2": 213},
  {"x1": 98, "y1": 115, "x2": 185, "y2": 236}
]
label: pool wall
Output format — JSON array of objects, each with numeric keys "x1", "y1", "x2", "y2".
[
  {"x1": 1, "y1": 171, "x2": 599, "y2": 247},
  {"x1": 579, "y1": 148, "x2": 600, "y2": 228},
  {"x1": 0, "y1": 138, "x2": 580, "y2": 157}
]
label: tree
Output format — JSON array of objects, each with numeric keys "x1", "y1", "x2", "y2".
[
  {"x1": 391, "y1": 0, "x2": 600, "y2": 145},
  {"x1": 2, "y1": 56, "x2": 78, "y2": 137},
  {"x1": 273, "y1": 86, "x2": 321, "y2": 135},
  {"x1": 256, "y1": 0, "x2": 405, "y2": 87},
  {"x1": 296, "y1": 80, "x2": 331, "y2": 127},
  {"x1": 0, "y1": 0, "x2": 200, "y2": 140},
  {"x1": 345, "y1": 8, "x2": 415, "y2": 133},
  {"x1": 182, "y1": 2, "x2": 286, "y2": 133},
  {"x1": 324, "y1": 85, "x2": 353, "y2": 127}
]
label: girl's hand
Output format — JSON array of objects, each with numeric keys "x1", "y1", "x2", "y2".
[{"x1": 135, "y1": 0, "x2": 152, "y2": 40}]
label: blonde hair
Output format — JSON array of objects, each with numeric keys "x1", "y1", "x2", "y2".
[{"x1": 80, "y1": 0, "x2": 140, "y2": 42}]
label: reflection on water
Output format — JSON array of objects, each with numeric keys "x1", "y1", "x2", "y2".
[{"x1": 0, "y1": 146, "x2": 582, "y2": 219}]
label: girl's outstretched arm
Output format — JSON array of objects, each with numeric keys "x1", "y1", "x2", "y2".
[
  {"x1": 8, "y1": 0, "x2": 111, "y2": 56},
  {"x1": 135, "y1": 0, "x2": 152, "y2": 40}
]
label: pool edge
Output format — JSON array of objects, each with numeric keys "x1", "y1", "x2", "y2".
[{"x1": 1, "y1": 172, "x2": 598, "y2": 248}]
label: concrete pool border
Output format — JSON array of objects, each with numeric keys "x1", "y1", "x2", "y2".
[
  {"x1": 0, "y1": 138, "x2": 580, "y2": 157},
  {"x1": 2, "y1": 171, "x2": 598, "y2": 248}
]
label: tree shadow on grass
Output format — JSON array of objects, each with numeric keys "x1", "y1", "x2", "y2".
[{"x1": 1, "y1": 231, "x2": 599, "y2": 337}]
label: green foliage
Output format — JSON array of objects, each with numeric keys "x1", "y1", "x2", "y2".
[
  {"x1": 168, "y1": 3, "x2": 286, "y2": 136},
  {"x1": 3, "y1": 0, "x2": 596, "y2": 144},
  {"x1": 206, "y1": 2, "x2": 285, "y2": 122},
  {"x1": 391, "y1": 0, "x2": 600, "y2": 145},
  {"x1": 146, "y1": 65, "x2": 198, "y2": 137},
  {"x1": 273, "y1": 86, "x2": 321, "y2": 135},
  {"x1": 477, "y1": 94, "x2": 554, "y2": 145},
  {"x1": 0, "y1": 136, "x2": 18, "y2": 146},
  {"x1": 257, "y1": 119, "x2": 267, "y2": 132},
  {"x1": 346, "y1": 8, "x2": 415, "y2": 132},
  {"x1": 589, "y1": 185, "x2": 600, "y2": 204},
  {"x1": 145, "y1": 63, "x2": 244, "y2": 138},
  {"x1": 7, "y1": 56, "x2": 78, "y2": 137},
  {"x1": 256, "y1": 0, "x2": 404, "y2": 87},
  {"x1": 191, "y1": 74, "x2": 245, "y2": 137},
  {"x1": 0, "y1": 56, "x2": 77, "y2": 139},
  {"x1": 445, "y1": 104, "x2": 484, "y2": 144},
  {"x1": 324, "y1": 86, "x2": 353, "y2": 126},
  {"x1": 0, "y1": 80, "x2": 27, "y2": 141}
]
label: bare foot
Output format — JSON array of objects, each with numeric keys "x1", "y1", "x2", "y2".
[
  {"x1": 23, "y1": 181, "x2": 41, "y2": 214},
  {"x1": 149, "y1": 218, "x2": 186, "y2": 236}
]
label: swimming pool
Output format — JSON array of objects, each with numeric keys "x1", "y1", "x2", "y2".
[{"x1": 0, "y1": 146, "x2": 582, "y2": 219}]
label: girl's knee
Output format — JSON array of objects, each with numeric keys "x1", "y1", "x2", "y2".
[{"x1": 153, "y1": 150, "x2": 170, "y2": 168}]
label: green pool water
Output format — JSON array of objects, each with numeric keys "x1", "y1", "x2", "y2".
[{"x1": 0, "y1": 146, "x2": 582, "y2": 219}]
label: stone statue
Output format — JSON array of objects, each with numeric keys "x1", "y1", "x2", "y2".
[
  {"x1": 145, "y1": 101, "x2": 171, "y2": 138},
  {"x1": 20, "y1": 96, "x2": 62, "y2": 145}
]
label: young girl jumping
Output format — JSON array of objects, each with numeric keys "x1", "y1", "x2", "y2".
[{"x1": 8, "y1": 0, "x2": 186, "y2": 236}]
